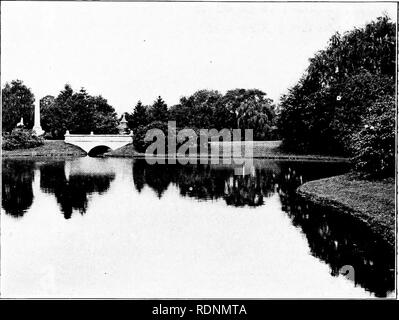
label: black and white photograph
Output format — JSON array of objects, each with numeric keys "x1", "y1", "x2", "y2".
[{"x1": 0, "y1": 0, "x2": 397, "y2": 302}]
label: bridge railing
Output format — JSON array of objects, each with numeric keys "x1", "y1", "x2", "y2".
[{"x1": 64, "y1": 132, "x2": 133, "y2": 143}]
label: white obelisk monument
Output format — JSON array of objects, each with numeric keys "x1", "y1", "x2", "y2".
[{"x1": 33, "y1": 99, "x2": 44, "y2": 135}]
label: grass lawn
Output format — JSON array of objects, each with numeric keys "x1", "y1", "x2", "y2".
[
  {"x1": 297, "y1": 173, "x2": 395, "y2": 247},
  {"x1": 2, "y1": 140, "x2": 86, "y2": 157}
]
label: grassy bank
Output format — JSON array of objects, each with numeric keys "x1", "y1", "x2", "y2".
[
  {"x1": 106, "y1": 140, "x2": 349, "y2": 161},
  {"x1": 297, "y1": 174, "x2": 395, "y2": 247},
  {"x1": 2, "y1": 140, "x2": 86, "y2": 158}
]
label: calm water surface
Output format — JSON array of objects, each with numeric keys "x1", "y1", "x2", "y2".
[{"x1": 1, "y1": 157, "x2": 395, "y2": 298}]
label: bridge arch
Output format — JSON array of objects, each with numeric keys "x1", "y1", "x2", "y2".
[{"x1": 88, "y1": 145, "x2": 112, "y2": 157}]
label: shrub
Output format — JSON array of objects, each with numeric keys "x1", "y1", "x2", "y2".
[
  {"x1": 2, "y1": 128, "x2": 44, "y2": 150},
  {"x1": 42, "y1": 132, "x2": 57, "y2": 140},
  {"x1": 332, "y1": 72, "x2": 394, "y2": 153},
  {"x1": 351, "y1": 96, "x2": 395, "y2": 178}
]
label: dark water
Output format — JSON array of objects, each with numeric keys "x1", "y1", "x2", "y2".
[{"x1": 1, "y1": 157, "x2": 395, "y2": 298}]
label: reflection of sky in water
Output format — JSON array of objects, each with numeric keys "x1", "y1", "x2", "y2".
[{"x1": 1, "y1": 157, "x2": 395, "y2": 298}]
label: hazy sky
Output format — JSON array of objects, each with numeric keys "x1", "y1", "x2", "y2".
[{"x1": 1, "y1": 1, "x2": 396, "y2": 115}]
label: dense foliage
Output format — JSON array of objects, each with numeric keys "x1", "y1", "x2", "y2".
[
  {"x1": 149, "y1": 96, "x2": 169, "y2": 123},
  {"x1": 222, "y1": 89, "x2": 277, "y2": 140},
  {"x1": 41, "y1": 85, "x2": 119, "y2": 138},
  {"x1": 128, "y1": 89, "x2": 277, "y2": 147},
  {"x1": 2, "y1": 128, "x2": 44, "y2": 150},
  {"x1": 2, "y1": 80, "x2": 35, "y2": 132},
  {"x1": 351, "y1": 96, "x2": 395, "y2": 178},
  {"x1": 133, "y1": 123, "x2": 215, "y2": 155},
  {"x1": 278, "y1": 16, "x2": 395, "y2": 177},
  {"x1": 126, "y1": 101, "x2": 149, "y2": 130},
  {"x1": 170, "y1": 89, "x2": 277, "y2": 139},
  {"x1": 278, "y1": 16, "x2": 395, "y2": 156},
  {"x1": 169, "y1": 90, "x2": 226, "y2": 129},
  {"x1": 133, "y1": 121, "x2": 170, "y2": 153}
]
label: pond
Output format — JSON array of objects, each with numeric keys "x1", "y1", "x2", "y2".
[{"x1": 1, "y1": 157, "x2": 395, "y2": 298}]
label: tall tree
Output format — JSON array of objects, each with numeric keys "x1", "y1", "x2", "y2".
[
  {"x1": 169, "y1": 99, "x2": 192, "y2": 128},
  {"x1": 69, "y1": 88, "x2": 95, "y2": 134},
  {"x1": 149, "y1": 96, "x2": 168, "y2": 123},
  {"x1": 91, "y1": 95, "x2": 119, "y2": 134},
  {"x1": 187, "y1": 90, "x2": 222, "y2": 128},
  {"x1": 40, "y1": 95, "x2": 55, "y2": 134},
  {"x1": 2, "y1": 80, "x2": 35, "y2": 132},
  {"x1": 41, "y1": 84, "x2": 73, "y2": 138},
  {"x1": 169, "y1": 90, "x2": 229, "y2": 129},
  {"x1": 222, "y1": 89, "x2": 276, "y2": 139},
  {"x1": 40, "y1": 84, "x2": 119, "y2": 138},
  {"x1": 127, "y1": 100, "x2": 149, "y2": 131}
]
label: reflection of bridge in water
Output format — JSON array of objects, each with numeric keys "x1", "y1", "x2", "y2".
[
  {"x1": 30, "y1": 158, "x2": 134, "y2": 219},
  {"x1": 64, "y1": 132, "x2": 133, "y2": 154},
  {"x1": 62, "y1": 157, "x2": 133, "y2": 180}
]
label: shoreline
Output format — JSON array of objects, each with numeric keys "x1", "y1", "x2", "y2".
[
  {"x1": 297, "y1": 174, "x2": 395, "y2": 248},
  {"x1": 103, "y1": 141, "x2": 349, "y2": 162},
  {"x1": 2, "y1": 140, "x2": 350, "y2": 162}
]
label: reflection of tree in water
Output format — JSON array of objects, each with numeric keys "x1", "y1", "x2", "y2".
[
  {"x1": 132, "y1": 160, "x2": 146, "y2": 193},
  {"x1": 132, "y1": 160, "x2": 278, "y2": 206},
  {"x1": 40, "y1": 162, "x2": 115, "y2": 219},
  {"x1": 133, "y1": 160, "x2": 174, "y2": 198},
  {"x1": 224, "y1": 169, "x2": 277, "y2": 206},
  {"x1": 277, "y1": 163, "x2": 395, "y2": 297},
  {"x1": 2, "y1": 160, "x2": 35, "y2": 217},
  {"x1": 132, "y1": 161, "x2": 339, "y2": 207},
  {"x1": 177, "y1": 165, "x2": 227, "y2": 201}
]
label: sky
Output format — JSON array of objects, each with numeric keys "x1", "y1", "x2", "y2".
[{"x1": 1, "y1": 1, "x2": 396, "y2": 115}]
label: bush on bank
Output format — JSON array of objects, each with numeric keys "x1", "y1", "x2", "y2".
[
  {"x1": 2, "y1": 128, "x2": 44, "y2": 150},
  {"x1": 351, "y1": 96, "x2": 395, "y2": 178}
]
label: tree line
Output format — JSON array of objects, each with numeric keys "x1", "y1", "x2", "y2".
[
  {"x1": 126, "y1": 89, "x2": 278, "y2": 149},
  {"x1": 121, "y1": 89, "x2": 277, "y2": 153},
  {"x1": 2, "y1": 82, "x2": 278, "y2": 141}
]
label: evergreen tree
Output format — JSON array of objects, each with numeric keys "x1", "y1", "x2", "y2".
[
  {"x1": 149, "y1": 96, "x2": 168, "y2": 123},
  {"x1": 127, "y1": 100, "x2": 149, "y2": 130}
]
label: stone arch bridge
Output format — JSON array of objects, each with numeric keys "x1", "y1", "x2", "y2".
[{"x1": 64, "y1": 132, "x2": 133, "y2": 154}]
